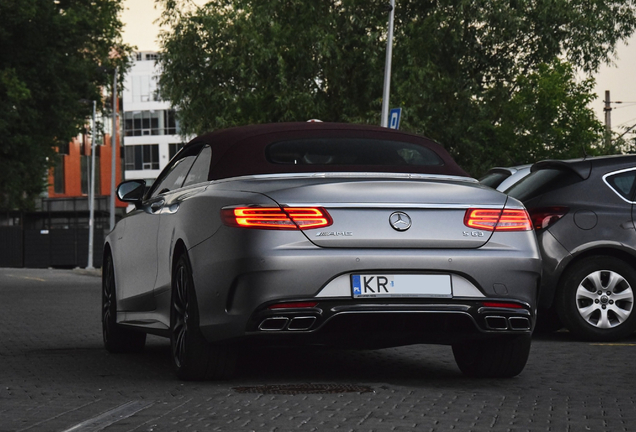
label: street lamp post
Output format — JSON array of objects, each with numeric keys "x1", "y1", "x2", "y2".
[
  {"x1": 110, "y1": 67, "x2": 118, "y2": 231},
  {"x1": 87, "y1": 101, "x2": 97, "y2": 269},
  {"x1": 381, "y1": 0, "x2": 396, "y2": 128}
]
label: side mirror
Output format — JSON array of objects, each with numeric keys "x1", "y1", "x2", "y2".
[{"x1": 117, "y1": 180, "x2": 146, "y2": 203}]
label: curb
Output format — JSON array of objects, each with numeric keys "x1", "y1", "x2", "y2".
[{"x1": 72, "y1": 267, "x2": 102, "y2": 278}]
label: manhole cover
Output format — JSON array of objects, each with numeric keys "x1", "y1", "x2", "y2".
[{"x1": 233, "y1": 383, "x2": 373, "y2": 395}]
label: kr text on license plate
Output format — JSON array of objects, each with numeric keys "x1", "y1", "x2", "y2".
[{"x1": 351, "y1": 274, "x2": 452, "y2": 298}]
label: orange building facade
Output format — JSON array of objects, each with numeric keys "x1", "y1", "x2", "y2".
[
  {"x1": 46, "y1": 102, "x2": 128, "y2": 225},
  {"x1": 47, "y1": 131, "x2": 126, "y2": 207}
]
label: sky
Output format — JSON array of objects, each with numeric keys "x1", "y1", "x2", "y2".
[{"x1": 120, "y1": 0, "x2": 636, "y2": 134}]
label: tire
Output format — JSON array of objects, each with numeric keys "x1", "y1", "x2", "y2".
[
  {"x1": 452, "y1": 335, "x2": 531, "y2": 378},
  {"x1": 534, "y1": 306, "x2": 563, "y2": 334},
  {"x1": 102, "y1": 253, "x2": 147, "y2": 353},
  {"x1": 170, "y1": 253, "x2": 236, "y2": 380},
  {"x1": 556, "y1": 256, "x2": 636, "y2": 342}
]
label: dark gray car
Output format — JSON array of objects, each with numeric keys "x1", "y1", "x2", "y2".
[
  {"x1": 507, "y1": 155, "x2": 636, "y2": 341},
  {"x1": 103, "y1": 122, "x2": 541, "y2": 380}
]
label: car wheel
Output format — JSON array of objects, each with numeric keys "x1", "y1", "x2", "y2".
[
  {"x1": 535, "y1": 306, "x2": 563, "y2": 334},
  {"x1": 170, "y1": 253, "x2": 235, "y2": 380},
  {"x1": 452, "y1": 335, "x2": 531, "y2": 378},
  {"x1": 102, "y1": 253, "x2": 146, "y2": 352},
  {"x1": 556, "y1": 256, "x2": 636, "y2": 341}
]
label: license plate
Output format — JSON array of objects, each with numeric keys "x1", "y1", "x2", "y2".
[{"x1": 351, "y1": 274, "x2": 452, "y2": 298}]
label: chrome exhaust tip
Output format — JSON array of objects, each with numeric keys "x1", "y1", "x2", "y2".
[
  {"x1": 259, "y1": 317, "x2": 289, "y2": 331},
  {"x1": 508, "y1": 316, "x2": 531, "y2": 330},
  {"x1": 484, "y1": 316, "x2": 508, "y2": 330},
  {"x1": 287, "y1": 316, "x2": 317, "y2": 331}
]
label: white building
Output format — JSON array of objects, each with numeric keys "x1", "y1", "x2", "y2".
[{"x1": 122, "y1": 51, "x2": 187, "y2": 185}]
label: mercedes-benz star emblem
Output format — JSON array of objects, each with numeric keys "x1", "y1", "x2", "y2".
[{"x1": 389, "y1": 211, "x2": 412, "y2": 231}]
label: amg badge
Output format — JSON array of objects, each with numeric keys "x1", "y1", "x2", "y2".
[{"x1": 316, "y1": 231, "x2": 353, "y2": 237}]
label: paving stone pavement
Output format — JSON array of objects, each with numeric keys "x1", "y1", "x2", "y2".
[{"x1": 1, "y1": 267, "x2": 635, "y2": 431}]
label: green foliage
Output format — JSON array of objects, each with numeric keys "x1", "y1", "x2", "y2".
[
  {"x1": 493, "y1": 62, "x2": 604, "y2": 161},
  {"x1": 158, "y1": 0, "x2": 636, "y2": 176},
  {"x1": 0, "y1": 0, "x2": 131, "y2": 211},
  {"x1": 158, "y1": 0, "x2": 387, "y2": 133}
]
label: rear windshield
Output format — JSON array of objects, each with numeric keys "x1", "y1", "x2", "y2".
[
  {"x1": 479, "y1": 171, "x2": 510, "y2": 188},
  {"x1": 506, "y1": 168, "x2": 582, "y2": 202},
  {"x1": 266, "y1": 138, "x2": 444, "y2": 166}
]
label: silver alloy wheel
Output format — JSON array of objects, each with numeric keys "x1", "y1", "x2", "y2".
[
  {"x1": 172, "y1": 264, "x2": 189, "y2": 369},
  {"x1": 576, "y1": 270, "x2": 634, "y2": 329}
]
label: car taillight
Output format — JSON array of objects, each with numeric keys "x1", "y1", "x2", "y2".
[
  {"x1": 527, "y1": 207, "x2": 569, "y2": 230},
  {"x1": 221, "y1": 207, "x2": 333, "y2": 230},
  {"x1": 268, "y1": 302, "x2": 319, "y2": 310},
  {"x1": 482, "y1": 301, "x2": 525, "y2": 309},
  {"x1": 464, "y1": 209, "x2": 532, "y2": 231}
]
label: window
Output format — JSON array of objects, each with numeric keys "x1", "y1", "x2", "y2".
[
  {"x1": 169, "y1": 143, "x2": 184, "y2": 160},
  {"x1": 267, "y1": 138, "x2": 444, "y2": 166},
  {"x1": 507, "y1": 169, "x2": 582, "y2": 202},
  {"x1": 164, "y1": 110, "x2": 177, "y2": 134},
  {"x1": 605, "y1": 169, "x2": 636, "y2": 202},
  {"x1": 94, "y1": 154, "x2": 101, "y2": 194},
  {"x1": 80, "y1": 154, "x2": 101, "y2": 195},
  {"x1": 124, "y1": 110, "x2": 178, "y2": 136},
  {"x1": 81, "y1": 155, "x2": 89, "y2": 195},
  {"x1": 148, "y1": 145, "x2": 203, "y2": 198},
  {"x1": 479, "y1": 170, "x2": 511, "y2": 189},
  {"x1": 124, "y1": 144, "x2": 159, "y2": 171},
  {"x1": 183, "y1": 146, "x2": 211, "y2": 187},
  {"x1": 54, "y1": 157, "x2": 65, "y2": 194}
]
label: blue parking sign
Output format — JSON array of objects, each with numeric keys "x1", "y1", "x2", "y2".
[{"x1": 389, "y1": 108, "x2": 402, "y2": 130}]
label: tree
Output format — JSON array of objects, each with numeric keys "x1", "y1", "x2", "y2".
[
  {"x1": 158, "y1": 0, "x2": 636, "y2": 176},
  {"x1": 158, "y1": 0, "x2": 388, "y2": 133},
  {"x1": 0, "y1": 0, "x2": 132, "y2": 211}
]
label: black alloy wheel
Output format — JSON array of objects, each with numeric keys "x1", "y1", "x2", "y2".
[
  {"x1": 452, "y1": 335, "x2": 532, "y2": 378},
  {"x1": 557, "y1": 256, "x2": 636, "y2": 341},
  {"x1": 170, "y1": 253, "x2": 235, "y2": 380},
  {"x1": 102, "y1": 253, "x2": 146, "y2": 352}
]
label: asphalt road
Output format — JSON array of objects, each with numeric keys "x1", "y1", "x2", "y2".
[{"x1": 0, "y1": 267, "x2": 635, "y2": 432}]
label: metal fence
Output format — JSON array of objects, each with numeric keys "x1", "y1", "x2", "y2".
[{"x1": 0, "y1": 197, "x2": 121, "y2": 268}]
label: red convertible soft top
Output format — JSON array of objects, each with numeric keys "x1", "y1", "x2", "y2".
[{"x1": 187, "y1": 122, "x2": 469, "y2": 180}]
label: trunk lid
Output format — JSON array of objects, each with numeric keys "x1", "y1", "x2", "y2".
[{"x1": 226, "y1": 174, "x2": 508, "y2": 248}]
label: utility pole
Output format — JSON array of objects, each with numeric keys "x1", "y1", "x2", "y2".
[
  {"x1": 87, "y1": 101, "x2": 96, "y2": 269},
  {"x1": 604, "y1": 90, "x2": 612, "y2": 148},
  {"x1": 381, "y1": 0, "x2": 396, "y2": 128},
  {"x1": 110, "y1": 67, "x2": 118, "y2": 231}
]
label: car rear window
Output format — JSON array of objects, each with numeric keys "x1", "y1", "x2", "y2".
[
  {"x1": 266, "y1": 138, "x2": 444, "y2": 166},
  {"x1": 506, "y1": 168, "x2": 582, "y2": 202},
  {"x1": 479, "y1": 171, "x2": 510, "y2": 188}
]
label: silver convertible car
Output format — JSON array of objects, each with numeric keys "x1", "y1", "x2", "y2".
[{"x1": 103, "y1": 123, "x2": 541, "y2": 380}]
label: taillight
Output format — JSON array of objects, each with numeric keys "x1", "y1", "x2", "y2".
[
  {"x1": 527, "y1": 207, "x2": 569, "y2": 230},
  {"x1": 269, "y1": 302, "x2": 319, "y2": 310},
  {"x1": 482, "y1": 301, "x2": 525, "y2": 309},
  {"x1": 464, "y1": 208, "x2": 532, "y2": 231},
  {"x1": 221, "y1": 207, "x2": 332, "y2": 230}
]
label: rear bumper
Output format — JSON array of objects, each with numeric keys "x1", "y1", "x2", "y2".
[
  {"x1": 188, "y1": 226, "x2": 541, "y2": 344},
  {"x1": 535, "y1": 230, "x2": 572, "y2": 310},
  {"x1": 239, "y1": 299, "x2": 533, "y2": 348}
]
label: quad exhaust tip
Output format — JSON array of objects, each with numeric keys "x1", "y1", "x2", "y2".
[
  {"x1": 484, "y1": 315, "x2": 531, "y2": 331},
  {"x1": 258, "y1": 316, "x2": 317, "y2": 331},
  {"x1": 259, "y1": 317, "x2": 289, "y2": 331},
  {"x1": 287, "y1": 316, "x2": 317, "y2": 331},
  {"x1": 485, "y1": 316, "x2": 508, "y2": 330},
  {"x1": 508, "y1": 316, "x2": 531, "y2": 330}
]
